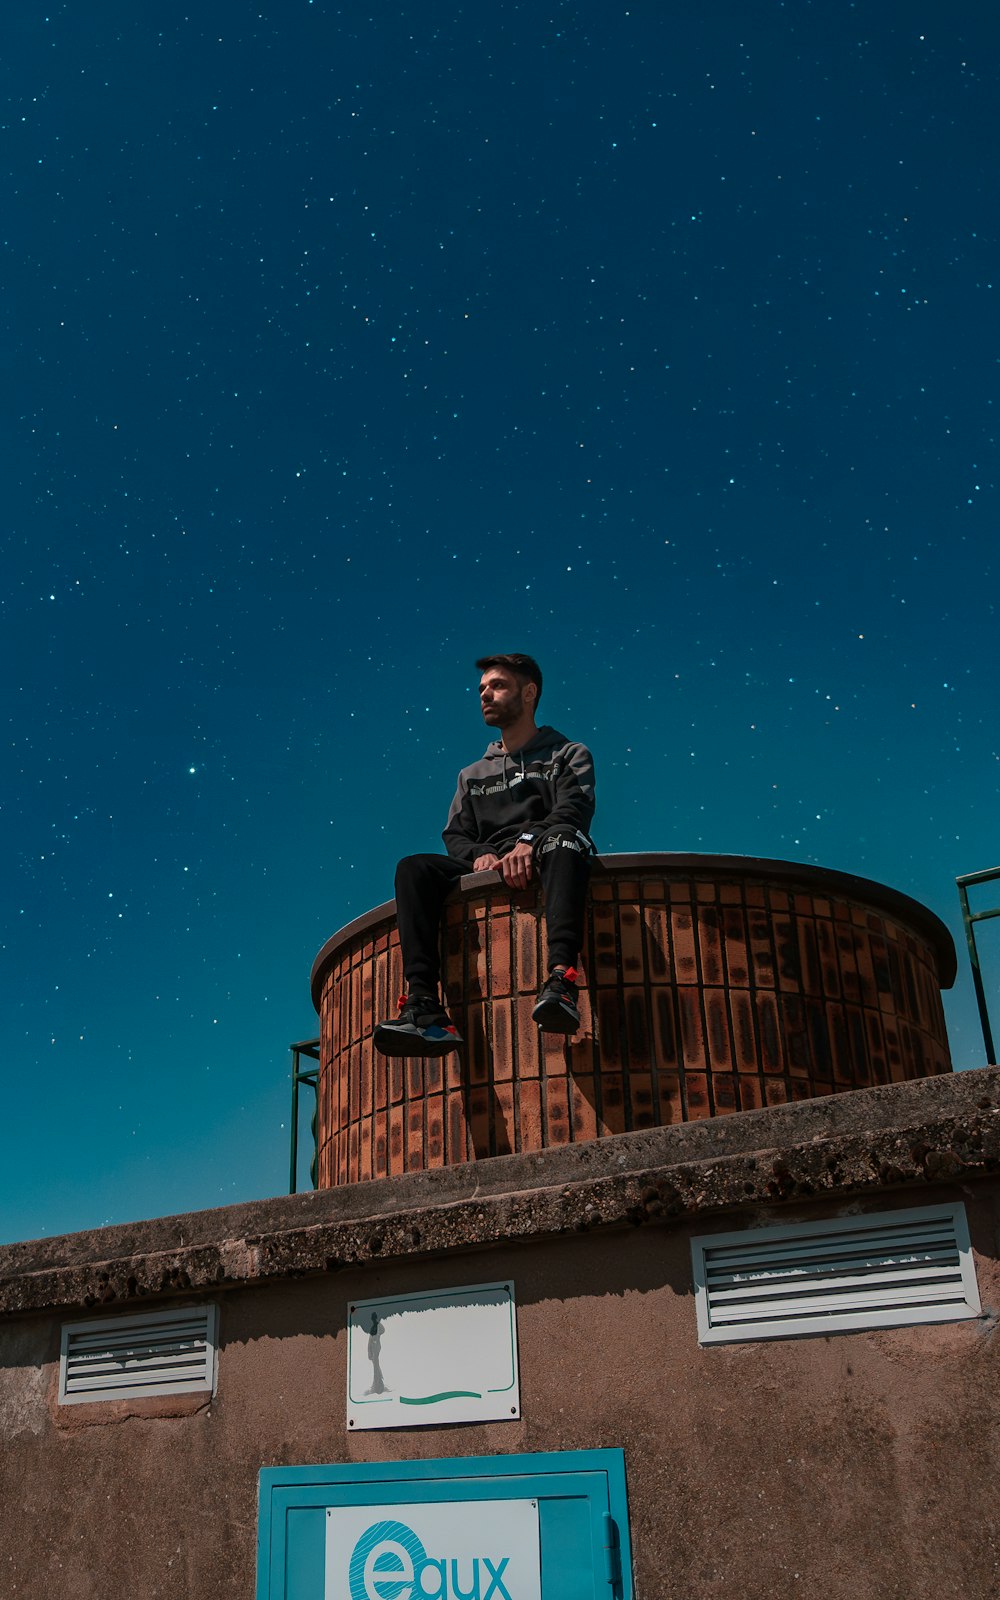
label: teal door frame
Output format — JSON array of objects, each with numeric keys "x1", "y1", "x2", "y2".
[{"x1": 257, "y1": 1447, "x2": 633, "y2": 1600}]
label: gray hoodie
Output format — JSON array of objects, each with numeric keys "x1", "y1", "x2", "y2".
[{"x1": 442, "y1": 724, "x2": 596, "y2": 868}]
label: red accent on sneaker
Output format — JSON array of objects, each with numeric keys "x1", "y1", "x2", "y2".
[
  {"x1": 561, "y1": 966, "x2": 580, "y2": 983},
  {"x1": 396, "y1": 995, "x2": 408, "y2": 1011}
]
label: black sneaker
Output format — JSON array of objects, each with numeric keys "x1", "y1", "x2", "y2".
[
  {"x1": 531, "y1": 967, "x2": 581, "y2": 1033},
  {"x1": 373, "y1": 993, "x2": 463, "y2": 1057}
]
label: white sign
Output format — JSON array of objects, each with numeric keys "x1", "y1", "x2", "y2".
[
  {"x1": 347, "y1": 1283, "x2": 519, "y2": 1430},
  {"x1": 326, "y1": 1497, "x2": 541, "y2": 1600}
]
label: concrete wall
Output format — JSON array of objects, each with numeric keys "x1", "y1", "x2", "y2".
[{"x1": 2, "y1": 1071, "x2": 1000, "y2": 1598}]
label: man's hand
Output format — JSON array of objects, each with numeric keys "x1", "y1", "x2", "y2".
[
  {"x1": 498, "y1": 841, "x2": 534, "y2": 890},
  {"x1": 473, "y1": 852, "x2": 501, "y2": 873}
]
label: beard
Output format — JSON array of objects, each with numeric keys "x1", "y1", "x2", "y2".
[{"x1": 483, "y1": 688, "x2": 524, "y2": 728}]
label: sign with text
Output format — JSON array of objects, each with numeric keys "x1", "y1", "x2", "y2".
[
  {"x1": 346, "y1": 1283, "x2": 519, "y2": 1430},
  {"x1": 325, "y1": 1498, "x2": 541, "y2": 1600}
]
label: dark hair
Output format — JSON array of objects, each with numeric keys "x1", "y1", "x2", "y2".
[{"x1": 475, "y1": 653, "x2": 543, "y2": 707}]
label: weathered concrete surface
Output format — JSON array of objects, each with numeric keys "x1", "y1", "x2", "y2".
[
  {"x1": 1, "y1": 1067, "x2": 998, "y2": 1318},
  {"x1": 2, "y1": 1073, "x2": 1000, "y2": 1597}
]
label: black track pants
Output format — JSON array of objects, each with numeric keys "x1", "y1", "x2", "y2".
[{"x1": 394, "y1": 834, "x2": 590, "y2": 995}]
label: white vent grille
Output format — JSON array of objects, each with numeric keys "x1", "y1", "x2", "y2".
[
  {"x1": 59, "y1": 1304, "x2": 219, "y2": 1404},
  {"x1": 692, "y1": 1204, "x2": 981, "y2": 1345}
]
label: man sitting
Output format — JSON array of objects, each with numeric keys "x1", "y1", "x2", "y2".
[{"x1": 374, "y1": 653, "x2": 596, "y2": 1057}]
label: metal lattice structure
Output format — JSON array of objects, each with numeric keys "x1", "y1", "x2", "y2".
[
  {"x1": 288, "y1": 1037, "x2": 320, "y2": 1193},
  {"x1": 956, "y1": 867, "x2": 1000, "y2": 1066}
]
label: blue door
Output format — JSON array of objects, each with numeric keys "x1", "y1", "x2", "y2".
[{"x1": 257, "y1": 1449, "x2": 632, "y2": 1600}]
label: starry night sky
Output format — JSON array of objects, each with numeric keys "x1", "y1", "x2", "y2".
[{"x1": 4, "y1": 3, "x2": 997, "y2": 1244}]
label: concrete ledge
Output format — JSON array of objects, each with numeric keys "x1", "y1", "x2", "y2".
[{"x1": 2, "y1": 1068, "x2": 998, "y2": 1319}]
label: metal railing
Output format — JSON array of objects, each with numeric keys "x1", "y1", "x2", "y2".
[
  {"x1": 956, "y1": 867, "x2": 1000, "y2": 1066},
  {"x1": 288, "y1": 1037, "x2": 320, "y2": 1193}
]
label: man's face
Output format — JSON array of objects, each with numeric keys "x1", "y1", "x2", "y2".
[{"x1": 479, "y1": 667, "x2": 527, "y2": 728}]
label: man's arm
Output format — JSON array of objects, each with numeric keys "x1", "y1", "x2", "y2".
[
  {"x1": 441, "y1": 771, "x2": 480, "y2": 868},
  {"x1": 442, "y1": 772, "x2": 519, "y2": 875},
  {"x1": 497, "y1": 741, "x2": 596, "y2": 891},
  {"x1": 534, "y1": 740, "x2": 596, "y2": 839}
]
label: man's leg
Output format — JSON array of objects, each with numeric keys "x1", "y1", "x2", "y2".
[
  {"x1": 394, "y1": 852, "x2": 467, "y2": 993},
  {"x1": 374, "y1": 854, "x2": 466, "y2": 1056},
  {"x1": 532, "y1": 831, "x2": 591, "y2": 1032}
]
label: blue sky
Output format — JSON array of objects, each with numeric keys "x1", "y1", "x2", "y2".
[{"x1": 3, "y1": 2, "x2": 997, "y2": 1244}]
